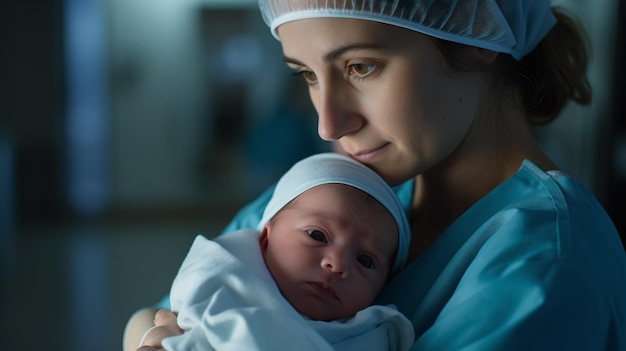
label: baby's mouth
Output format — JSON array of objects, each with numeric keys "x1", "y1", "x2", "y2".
[{"x1": 307, "y1": 281, "x2": 339, "y2": 300}]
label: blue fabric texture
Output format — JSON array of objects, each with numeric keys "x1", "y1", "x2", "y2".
[{"x1": 375, "y1": 160, "x2": 626, "y2": 350}]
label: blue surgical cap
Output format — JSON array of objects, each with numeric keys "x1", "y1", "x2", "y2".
[{"x1": 259, "y1": 0, "x2": 556, "y2": 60}]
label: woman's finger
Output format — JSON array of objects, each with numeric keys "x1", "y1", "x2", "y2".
[
  {"x1": 124, "y1": 308, "x2": 159, "y2": 351},
  {"x1": 136, "y1": 347, "x2": 161, "y2": 351},
  {"x1": 153, "y1": 309, "x2": 182, "y2": 332},
  {"x1": 140, "y1": 325, "x2": 181, "y2": 348}
]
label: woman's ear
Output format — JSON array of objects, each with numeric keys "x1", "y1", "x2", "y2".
[{"x1": 259, "y1": 223, "x2": 271, "y2": 252}]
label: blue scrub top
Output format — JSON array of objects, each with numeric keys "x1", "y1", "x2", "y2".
[{"x1": 159, "y1": 159, "x2": 626, "y2": 350}]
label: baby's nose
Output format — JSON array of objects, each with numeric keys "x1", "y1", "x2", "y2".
[{"x1": 321, "y1": 252, "x2": 349, "y2": 279}]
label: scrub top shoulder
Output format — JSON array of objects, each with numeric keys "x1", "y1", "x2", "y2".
[{"x1": 376, "y1": 159, "x2": 626, "y2": 350}]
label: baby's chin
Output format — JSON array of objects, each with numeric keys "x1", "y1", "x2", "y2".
[
  {"x1": 276, "y1": 281, "x2": 373, "y2": 321},
  {"x1": 292, "y1": 298, "x2": 363, "y2": 322},
  {"x1": 299, "y1": 307, "x2": 354, "y2": 322}
]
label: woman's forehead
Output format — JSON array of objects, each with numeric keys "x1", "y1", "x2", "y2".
[{"x1": 277, "y1": 18, "x2": 418, "y2": 60}]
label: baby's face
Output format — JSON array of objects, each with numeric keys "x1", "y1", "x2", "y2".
[{"x1": 260, "y1": 183, "x2": 397, "y2": 321}]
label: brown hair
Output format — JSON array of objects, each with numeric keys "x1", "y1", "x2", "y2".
[{"x1": 434, "y1": 7, "x2": 592, "y2": 125}]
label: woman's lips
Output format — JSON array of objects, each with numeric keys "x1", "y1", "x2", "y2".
[{"x1": 350, "y1": 143, "x2": 389, "y2": 163}]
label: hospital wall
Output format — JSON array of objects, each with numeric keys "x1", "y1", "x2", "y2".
[{"x1": 0, "y1": 1, "x2": 623, "y2": 350}]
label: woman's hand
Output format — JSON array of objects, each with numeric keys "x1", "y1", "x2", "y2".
[
  {"x1": 124, "y1": 308, "x2": 158, "y2": 351},
  {"x1": 136, "y1": 309, "x2": 184, "y2": 350}
]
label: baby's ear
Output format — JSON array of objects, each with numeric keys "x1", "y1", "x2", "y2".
[{"x1": 259, "y1": 224, "x2": 271, "y2": 252}]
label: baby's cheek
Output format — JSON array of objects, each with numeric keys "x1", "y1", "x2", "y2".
[{"x1": 349, "y1": 280, "x2": 380, "y2": 309}]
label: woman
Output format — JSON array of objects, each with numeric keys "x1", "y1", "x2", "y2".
[{"x1": 128, "y1": 1, "x2": 626, "y2": 350}]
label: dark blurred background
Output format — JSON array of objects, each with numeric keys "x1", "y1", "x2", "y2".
[{"x1": 0, "y1": 1, "x2": 624, "y2": 350}]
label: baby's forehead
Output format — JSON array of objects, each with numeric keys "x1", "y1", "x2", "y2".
[
  {"x1": 297, "y1": 183, "x2": 390, "y2": 212},
  {"x1": 293, "y1": 183, "x2": 399, "y2": 245}
]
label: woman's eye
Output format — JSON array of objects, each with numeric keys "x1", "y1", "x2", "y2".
[
  {"x1": 348, "y1": 63, "x2": 374, "y2": 77},
  {"x1": 293, "y1": 70, "x2": 317, "y2": 83},
  {"x1": 357, "y1": 255, "x2": 375, "y2": 269},
  {"x1": 306, "y1": 229, "x2": 327, "y2": 243}
]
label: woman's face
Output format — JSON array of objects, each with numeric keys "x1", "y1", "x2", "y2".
[{"x1": 277, "y1": 18, "x2": 488, "y2": 185}]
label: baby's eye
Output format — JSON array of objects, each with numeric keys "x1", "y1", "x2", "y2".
[
  {"x1": 357, "y1": 255, "x2": 375, "y2": 269},
  {"x1": 306, "y1": 229, "x2": 327, "y2": 243}
]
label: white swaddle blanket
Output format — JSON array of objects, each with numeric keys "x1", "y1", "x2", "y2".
[
  {"x1": 161, "y1": 153, "x2": 414, "y2": 350},
  {"x1": 162, "y1": 230, "x2": 415, "y2": 351}
]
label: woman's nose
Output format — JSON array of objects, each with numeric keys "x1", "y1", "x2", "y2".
[
  {"x1": 314, "y1": 82, "x2": 364, "y2": 141},
  {"x1": 321, "y1": 251, "x2": 349, "y2": 279}
]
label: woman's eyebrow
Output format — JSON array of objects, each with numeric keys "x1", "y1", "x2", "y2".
[
  {"x1": 282, "y1": 43, "x2": 385, "y2": 66},
  {"x1": 282, "y1": 55, "x2": 305, "y2": 66},
  {"x1": 323, "y1": 43, "x2": 384, "y2": 61}
]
